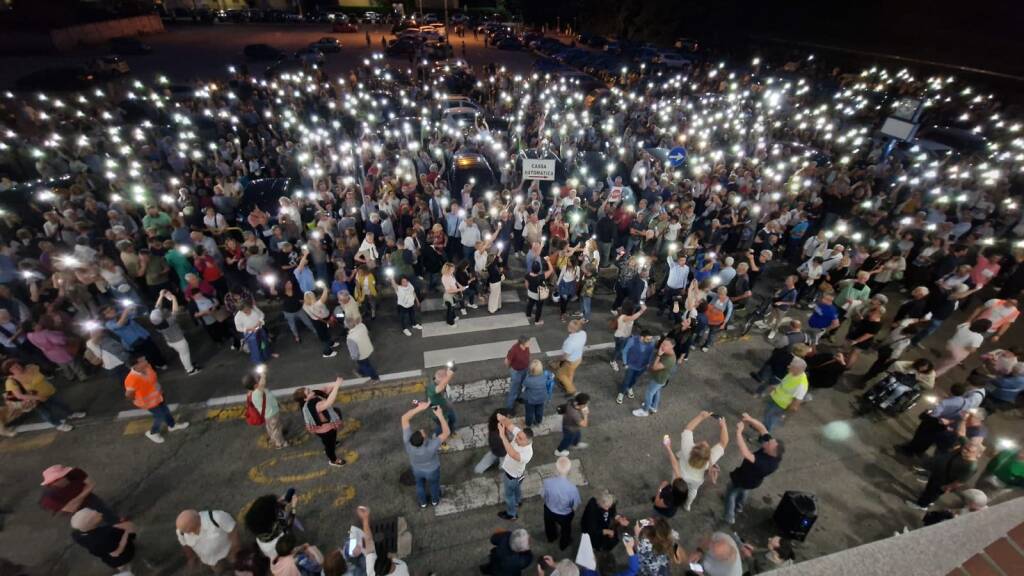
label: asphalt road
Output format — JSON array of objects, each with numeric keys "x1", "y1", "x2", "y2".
[
  {"x1": 0, "y1": 22, "x2": 537, "y2": 90},
  {"x1": 1, "y1": 258, "x2": 1021, "y2": 575}
]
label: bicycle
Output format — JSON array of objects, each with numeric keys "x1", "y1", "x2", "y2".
[{"x1": 740, "y1": 295, "x2": 772, "y2": 337}]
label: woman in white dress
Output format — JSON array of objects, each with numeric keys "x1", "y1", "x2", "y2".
[{"x1": 676, "y1": 410, "x2": 729, "y2": 511}]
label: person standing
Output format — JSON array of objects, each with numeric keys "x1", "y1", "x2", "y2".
[
  {"x1": 243, "y1": 370, "x2": 287, "y2": 449},
  {"x1": 907, "y1": 426, "x2": 985, "y2": 511},
  {"x1": 580, "y1": 490, "x2": 629, "y2": 556},
  {"x1": 541, "y1": 456, "x2": 581, "y2": 551},
  {"x1": 70, "y1": 508, "x2": 137, "y2": 575},
  {"x1": 303, "y1": 287, "x2": 339, "y2": 358},
  {"x1": 102, "y1": 304, "x2": 168, "y2": 370},
  {"x1": 345, "y1": 316, "x2": 380, "y2": 382},
  {"x1": 724, "y1": 413, "x2": 783, "y2": 525},
  {"x1": 617, "y1": 330, "x2": 656, "y2": 404},
  {"x1": 40, "y1": 465, "x2": 119, "y2": 523},
  {"x1": 504, "y1": 336, "x2": 532, "y2": 411},
  {"x1": 554, "y1": 319, "x2": 587, "y2": 397},
  {"x1": 610, "y1": 302, "x2": 647, "y2": 372},
  {"x1": 521, "y1": 360, "x2": 554, "y2": 427},
  {"x1": 356, "y1": 505, "x2": 411, "y2": 575},
  {"x1": 762, "y1": 357, "x2": 808, "y2": 432},
  {"x1": 675, "y1": 411, "x2": 729, "y2": 511},
  {"x1": 176, "y1": 508, "x2": 240, "y2": 574},
  {"x1": 497, "y1": 421, "x2": 535, "y2": 521},
  {"x1": 932, "y1": 319, "x2": 989, "y2": 378},
  {"x1": 553, "y1": 393, "x2": 590, "y2": 457},
  {"x1": 294, "y1": 378, "x2": 347, "y2": 467},
  {"x1": 804, "y1": 292, "x2": 839, "y2": 345},
  {"x1": 633, "y1": 338, "x2": 678, "y2": 417},
  {"x1": 123, "y1": 355, "x2": 188, "y2": 444},
  {"x1": 234, "y1": 300, "x2": 273, "y2": 365},
  {"x1": 427, "y1": 365, "x2": 458, "y2": 435},
  {"x1": 475, "y1": 408, "x2": 512, "y2": 474},
  {"x1": 150, "y1": 290, "x2": 200, "y2": 375},
  {"x1": 401, "y1": 400, "x2": 450, "y2": 508},
  {"x1": 84, "y1": 328, "x2": 131, "y2": 388},
  {"x1": 390, "y1": 274, "x2": 423, "y2": 336}
]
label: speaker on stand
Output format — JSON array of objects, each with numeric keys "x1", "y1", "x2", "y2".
[{"x1": 773, "y1": 491, "x2": 817, "y2": 541}]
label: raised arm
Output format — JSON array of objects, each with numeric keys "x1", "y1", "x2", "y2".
[
  {"x1": 684, "y1": 410, "x2": 710, "y2": 432},
  {"x1": 400, "y1": 399, "x2": 431, "y2": 429},
  {"x1": 716, "y1": 415, "x2": 730, "y2": 449},
  {"x1": 741, "y1": 412, "x2": 768, "y2": 435},
  {"x1": 433, "y1": 405, "x2": 451, "y2": 442},
  {"x1": 735, "y1": 420, "x2": 756, "y2": 463},
  {"x1": 316, "y1": 377, "x2": 343, "y2": 413},
  {"x1": 662, "y1": 436, "x2": 683, "y2": 479}
]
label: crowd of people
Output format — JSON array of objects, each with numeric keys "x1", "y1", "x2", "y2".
[{"x1": 1, "y1": 18, "x2": 1023, "y2": 576}]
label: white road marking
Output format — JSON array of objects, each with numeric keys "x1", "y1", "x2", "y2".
[
  {"x1": 268, "y1": 369, "x2": 424, "y2": 400},
  {"x1": 116, "y1": 404, "x2": 180, "y2": 420},
  {"x1": 12, "y1": 422, "x2": 56, "y2": 433},
  {"x1": 433, "y1": 459, "x2": 587, "y2": 516},
  {"x1": 420, "y1": 291, "x2": 519, "y2": 312},
  {"x1": 448, "y1": 377, "x2": 511, "y2": 404},
  {"x1": 544, "y1": 341, "x2": 615, "y2": 357},
  {"x1": 423, "y1": 338, "x2": 540, "y2": 368},
  {"x1": 420, "y1": 312, "x2": 531, "y2": 338}
]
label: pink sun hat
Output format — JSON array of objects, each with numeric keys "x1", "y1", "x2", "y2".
[{"x1": 40, "y1": 465, "x2": 73, "y2": 486}]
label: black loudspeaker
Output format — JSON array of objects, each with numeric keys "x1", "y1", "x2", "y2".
[{"x1": 773, "y1": 491, "x2": 817, "y2": 541}]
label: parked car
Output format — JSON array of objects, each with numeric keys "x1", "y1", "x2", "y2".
[
  {"x1": 110, "y1": 36, "x2": 152, "y2": 55},
  {"x1": 310, "y1": 37, "x2": 342, "y2": 53},
  {"x1": 385, "y1": 37, "x2": 418, "y2": 57},
  {"x1": 656, "y1": 51, "x2": 691, "y2": 69},
  {"x1": 332, "y1": 21, "x2": 358, "y2": 33},
  {"x1": 448, "y1": 152, "x2": 497, "y2": 195},
  {"x1": 295, "y1": 47, "x2": 324, "y2": 65},
  {"x1": 244, "y1": 44, "x2": 284, "y2": 60},
  {"x1": 495, "y1": 36, "x2": 524, "y2": 50},
  {"x1": 577, "y1": 33, "x2": 607, "y2": 48},
  {"x1": 15, "y1": 67, "x2": 95, "y2": 92},
  {"x1": 92, "y1": 56, "x2": 130, "y2": 76}
]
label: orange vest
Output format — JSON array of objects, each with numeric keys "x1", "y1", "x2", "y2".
[{"x1": 124, "y1": 367, "x2": 163, "y2": 409}]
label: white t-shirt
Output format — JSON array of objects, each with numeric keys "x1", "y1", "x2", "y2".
[
  {"x1": 176, "y1": 510, "x2": 236, "y2": 567},
  {"x1": 678, "y1": 430, "x2": 725, "y2": 486},
  {"x1": 234, "y1": 307, "x2": 265, "y2": 334},
  {"x1": 948, "y1": 323, "x2": 983, "y2": 351},
  {"x1": 395, "y1": 283, "x2": 416, "y2": 308},
  {"x1": 500, "y1": 426, "x2": 534, "y2": 478},
  {"x1": 366, "y1": 552, "x2": 410, "y2": 576}
]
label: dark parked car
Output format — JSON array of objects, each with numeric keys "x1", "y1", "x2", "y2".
[
  {"x1": 110, "y1": 36, "x2": 152, "y2": 55},
  {"x1": 310, "y1": 37, "x2": 342, "y2": 53},
  {"x1": 449, "y1": 152, "x2": 497, "y2": 198},
  {"x1": 495, "y1": 37, "x2": 524, "y2": 50},
  {"x1": 244, "y1": 44, "x2": 284, "y2": 60},
  {"x1": 16, "y1": 67, "x2": 95, "y2": 92},
  {"x1": 577, "y1": 33, "x2": 608, "y2": 48},
  {"x1": 385, "y1": 37, "x2": 419, "y2": 57}
]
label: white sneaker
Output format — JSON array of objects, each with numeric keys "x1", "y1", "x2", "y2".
[
  {"x1": 403, "y1": 329, "x2": 412, "y2": 336},
  {"x1": 627, "y1": 388, "x2": 635, "y2": 399},
  {"x1": 575, "y1": 442, "x2": 589, "y2": 449},
  {"x1": 467, "y1": 303, "x2": 479, "y2": 309},
  {"x1": 323, "y1": 350, "x2": 338, "y2": 358},
  {"x1": 767, "y1": 330, "x2": 777, "y2": 340},
  {"x1": 413, "y1": 324, "x2": 423, "y2": 330},
  {"x1": 168, "y1": 422, "x2": 190, "y2": 432},
  {"x1": 615, "y1": 393, "x2": 624, "y2": 404},
  {"x1": 56, "y1": 423, "x2": 74, "y2": 432},
  {"x1": 632, "y1": 408, "x2": 650, "y2": 417},
  {"x1": 553, "y1": 449, "x2": 570, "y2": 457},
  {"x1": 460, "y1": 309, "x2": 468, "y2": 316},
  {"x1": 145, "y1": 431, "x2": 165, "y2": 443},
  {"x1": 69, "y1": 412, "x2": 87, "y2": 420},
  {"x1": 610, "y1": 360, "x2": 619, "y2": 372}
]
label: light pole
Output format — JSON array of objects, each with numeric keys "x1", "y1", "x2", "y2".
[{"x1": 444, "y1": 0, "x2": 449, "y2": 45}]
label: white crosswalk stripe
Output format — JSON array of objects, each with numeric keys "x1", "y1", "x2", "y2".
[
  {"x1": 447, "y1": 376, "x2": 512, "y2": 403},
  {"x1": 420, "y1": 312, "x2": 531, "y2": 338},
  {"x1": 424, "y1": 338, "x2": 540, "y2": 368},
  {"x1": 420, "y1": 291, "x2": 520, "y2": 312},
  {"x1": 434, "y1": 459, "x2": 587, "y2": 516}
]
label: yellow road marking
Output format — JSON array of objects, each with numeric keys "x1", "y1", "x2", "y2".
[
  {"x1": 237, "y1": 484, "x2": 357, "y2": 519},
  {"x1": 123, "y1": 419, "x2": 152, "y2": 435},
  {"x1": 255, "y1": 418, "x2": 361, "y2": 449},
  {"x1": 247, "y1": 449, "x2": 360, "y2": 484},
  {"x1": 209, "y1": 380, "x2": 424, "y2": 423},
  {"x1": 0, "y1": 431, "x2": 57, "y2": 453}
]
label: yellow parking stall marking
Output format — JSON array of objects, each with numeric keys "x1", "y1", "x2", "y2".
[
  {"x1": 337, "y1": 380, "x2": 425, "y2": 404},
  {"x1": 0, "y1": 431, "x2": 57, "y2": 453},
  {"x1": 256, "y1": 418, "x2": 361, "y2": 449},
  {"x1": 123, "y1": 418, "x2": 152, "y2": 435},
  {"x1": 207, "y1": 405, "x2": 245, "y2": 422},
  {"x1": 248, "y1": 449, "x2": 360, "y2": 484}
]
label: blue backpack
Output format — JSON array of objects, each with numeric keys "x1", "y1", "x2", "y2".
[{"x1": 544, "y1": 370, "x2": 556, "y2": 398}]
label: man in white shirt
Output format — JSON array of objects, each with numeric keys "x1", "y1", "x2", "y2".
[
  {"x1": 459, "y1": 218, "x2": 481, "y2": 261},
  {"x1": 176, "y1": 509, "x2": 239, "y2": 572},
  {"x1": 497, "y1": 422, "x2": 534, "y2": 520}
]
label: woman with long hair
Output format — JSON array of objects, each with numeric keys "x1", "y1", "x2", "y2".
[
  {"x1": 302, "y1": 287, "x2": 338, "y2": 358},
  {"x1": 440, "y1": 262, "x2": 465, "y2": 326}
]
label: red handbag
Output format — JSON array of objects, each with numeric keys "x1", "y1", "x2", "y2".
[{"x1": 245, "y1": 392, "x2": 266, "y2": 426}]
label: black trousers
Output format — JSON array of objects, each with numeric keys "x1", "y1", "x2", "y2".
[
  {"x1": 544, "y1": 506, "x2": 574, "y2": 550},
  {"x1": 902, "y1": 415, "x2": 945, "y2": 455},
  {"x1": 317, "y1": 429, "x2": 338, "y2": 462},
  {"x1": 526, "y1": 297, "x2": 544, "y2": 322}
]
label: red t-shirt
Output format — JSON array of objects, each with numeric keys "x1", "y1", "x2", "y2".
[
  {"x1": 39, "y1": 468, "x2": 87, "y2": 514},
  {"x1": 506, "y1": 344, "x2": 531, "y2": 371}
]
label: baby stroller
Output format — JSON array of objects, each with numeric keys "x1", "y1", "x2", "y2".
[{"x1": 856, "y1": 371, "x2": 921, "y2": 416}]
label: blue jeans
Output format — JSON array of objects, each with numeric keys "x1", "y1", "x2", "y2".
[
  {"x1": 910, "y1": 318, "x2": 943, "y2": 346},
  {"x1": 701, "y1": 324, "x2": 724, "y2": 348},
  {"x1": 462, "y1": 245, "x2": 475, "y2": 262},
  {"x1": 580, "y1": 296, "x2": 592, "y2": 321},
  {"x1": 619, "y1": 368, "x2": 643, "y2": 394},
  {"x1": 724, "y1": 482, "x2": 749, "y2": 523},
  {"x1": 503, "y1": 473, "x2": 523, "y2": 518},
  {"x1": 413, "y1": 466, "x2": 441, "y2": 506},
  {"x1": 282, "y1": 309, "x2": 316, "y2": 340},
  {"x1": 763, "y1": 399, "x2": 787, "y2": 432},
  {"x1": 433, "y1": 406, "x2": 457, "y2": 435},
  {"x1": 643, "y1": 380, "x2": 666, "y2": 412},
  {"x1": 558, "y1": 429, "x2": 581, "y2": 451},
  {"x1": 35, "y1": 396, "x2": 73, "y2": 426},
  {"x1": 244, "y1": 329, "x2": 270, "y2": 364},
  {"x1": 148, "y1": 403, "x2": 176, "y2": 434},
  {"x1": 506, "y1": 368, "x2": 527, "y2": 410},
  {"x1": 525, "y1": 402, "x2": 544, "y2": 426},
  {"x1": 613, "y1": 337, "x2": 628, "y2": 360},
  {"x1": 356, "y1": 358, "x2": 379, "y2": 380}
]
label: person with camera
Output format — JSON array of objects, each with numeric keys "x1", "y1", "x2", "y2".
[{"x1": 401, "y1": 400, "x2": 450, "y2": 508}]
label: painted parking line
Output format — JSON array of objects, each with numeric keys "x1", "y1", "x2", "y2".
[
  {"x1": 420, "y1": 291, "x2": 519, "y2": 312},
  {"x1": 12, "y1": 422, "x2": 57, "y2": 433},
  {"x1": 433, "y1": 458, "x2": 587, "y2": 517},
  {"x1": 420, "y1": 312, "x2": 531, "y2": 338},
  {"x1": 424, "y1": 338, "x2": 541, "y2": 368},
  {"x1": 441, "y1": 414, "x2": 561, "y2": 452},
  {"x1": 249, "y1": 449, "x2": 360, "y2": 484}
]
